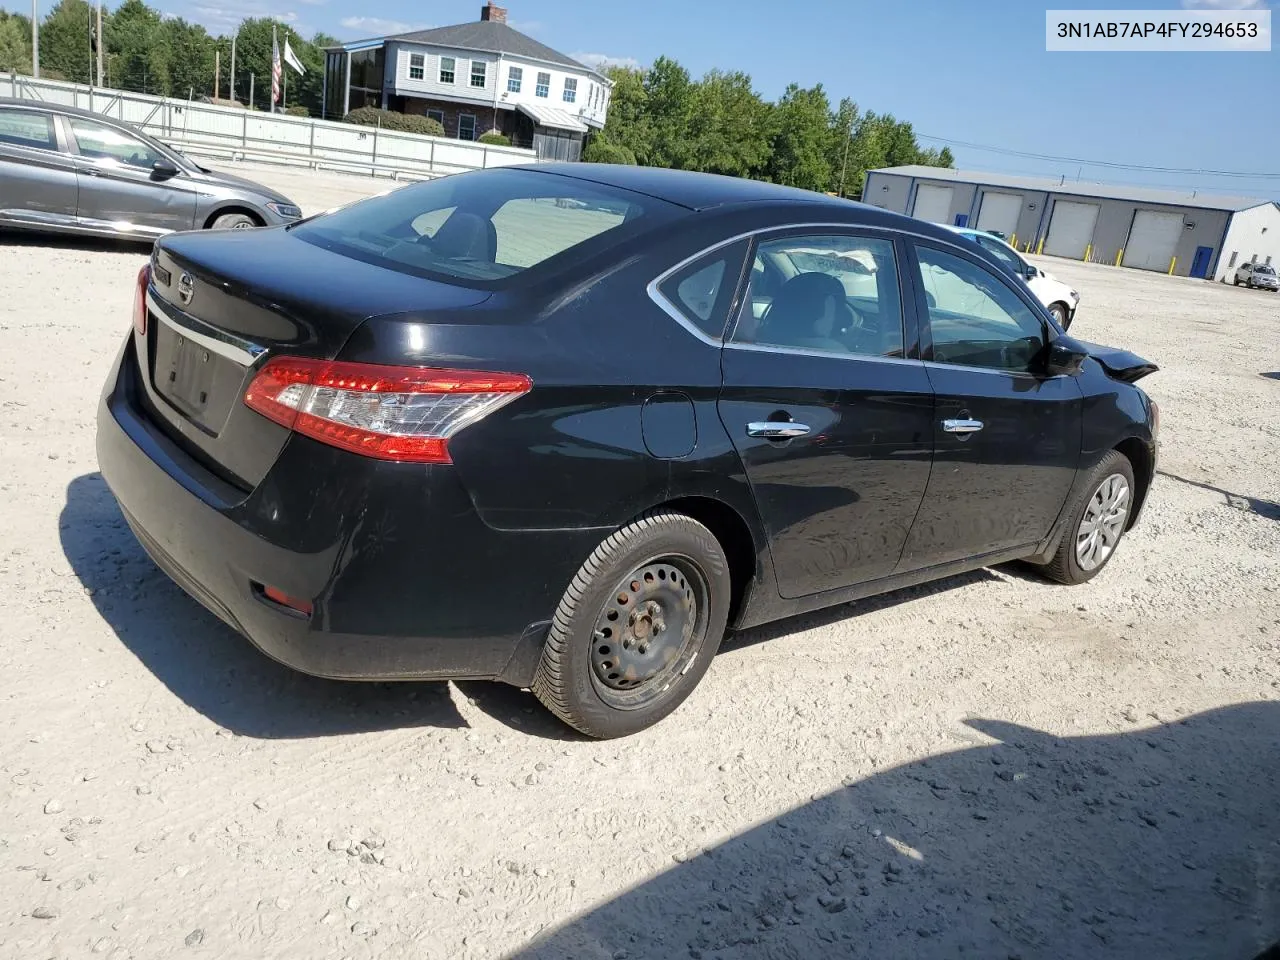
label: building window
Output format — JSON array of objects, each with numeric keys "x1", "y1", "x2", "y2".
[
  {"x1": 439, "y1": 57, "x2": 455, "y2": 84},
  {"x1": 470, "y1": 61, "x2": 486, "y2": 88},
  {"x1": 408, "y1": 53, "x2": 424, "y2": 80},
  {"x1": 458, "y1": 114, "x2": 476, "y2": 141},
  {"x1": 507, "y1": 66, "x2": 522, "y2": 93},
  {"x1": 1228, "y1": 251, "x2": 1238, "y2": 268},
  {"x1": 426, "y1": 109, "x2": 445, "y2": 128},
  {"x1": 535, "y1": 72, "x2": 550, "y2": 98},
  {"x1": 563, "y1": 77, "x2": 577, "y2": 104}
]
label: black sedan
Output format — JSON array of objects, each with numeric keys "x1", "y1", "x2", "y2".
[{"x1": 96, "y1": 164, "x2": 1159, "y2": 738}]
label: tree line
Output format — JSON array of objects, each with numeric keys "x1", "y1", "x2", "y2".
[
  {"x1": 0, "y1": 0, "x2": 335, "y2": 115},
  {"x1": 586, "y1": 57, "x2": 953, "y2": 197}
]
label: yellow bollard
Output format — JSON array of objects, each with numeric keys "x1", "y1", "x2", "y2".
[
  {"x1": 1115, "y1": 249, "x2": 1122, "y2": 266},
  {"x1": 1037, "y1": 237, "x2": 1044, "y2": 255},
  {"x1": 1168, "y1": 256, "x2": 1176, "y2": 275},
  {"x1": 1084, "y1": 243, "x2": 1092, "y2": 263},
  {"x1": 1117, "y1": 248, "x2": 1125, "y2": 267},
  {"x1": 1010, "y1": 233, "x2": 1017, "y2": 249}
]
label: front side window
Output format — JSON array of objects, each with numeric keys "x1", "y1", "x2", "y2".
[
  {"x1": 69, "y1": 117, "x2": 164, "y2": 169},
  {"x1": 563, "y1": 77, "x2": 578, "y2": 103},
  {"x1": 973, "y1": 234, "x2": 1025, "y2": 277},
  {"x1": 536, "y1": 72, "x2": 550, "y2": 98},
  {"x1": 656, "y1": 240, "x2": 749, "y2": 340},
  {"x1": 294, "y1": 167, "x2": 678, "y2": 286},
  {"x1": 470, "y1": 61, "x2": 487, "y2": 88},
  {"x1": 507, "y1": 66, "x2": 523, "y2": 93},
  {"x1": 0, "y1": 109, "x2": 58, "y2": 151},
  {"x1": 732, "y1": 234, "x2": 904, "y2": 358},
  {"x1": 408, "y1": 53, "x2": 424, "y2": 80},
  {"x1": 439, "y1": 57, "x2": 455, "y2": 84},
  {"x1": 458, "y1": 114, "x2": 476, "y2": 141},
  {"x1": 916, "y1": 245, "x2": 1046, "y2": 372}
]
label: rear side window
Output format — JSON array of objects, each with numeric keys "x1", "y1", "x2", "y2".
[
  {"x1": 656, "y1": 239, "x2": 749, "y2": 340},
  {"x1": 295, "y1": 168, "x2": 682, "y2": 287},
  {"x1": 0, "y1": 110, "x2": 57, "y2": 151}
]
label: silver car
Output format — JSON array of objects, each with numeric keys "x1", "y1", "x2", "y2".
[
  {"x1": 0, "y1": 98, "x2": 301, "y2": 239},
  {"x1": 1234, "y1": 261, "x2": 1279, "y2": 291}
]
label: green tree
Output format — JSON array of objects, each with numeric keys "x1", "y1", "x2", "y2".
[
  {"x1": 106, "y1": 0, "x2": 167, "y2": 94},
  {"x1": 163, "y1": 18, "x2": 215, "y2": 100},
  {"x1": 229, "y1": 19, "x2": 327, "y2": 114},
  {"x1": 597, "y1": 66, "x2": 650, "y2": 164},
  {"x1": 641, "y1": 55, "x2": 694, "y2": 168},
  {"x1": 686, "y1": 69, "x2": 772, "y2": 179},
  {"x1": 827, "y1": 96, "x2": 860, "y2": 197},
  {"x1": 767, "y1": 83, "x2": 834, "y2": 192},
  {"x1": 0, "y1": 10, "x2": 34, "y2": 75},
  {"x1": 39, "y1": 0, "x2": 94, "y2": 84}
]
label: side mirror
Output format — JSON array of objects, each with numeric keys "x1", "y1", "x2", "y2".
[
  {"x1": 1024, "y1": 264, "x2": 1039, "y2": 280},
  {"x1": 152, "y1": 159, "x2": 180, "y2": 179},
  {"x1": 1045, "y1": 336, "x2": 1088, "y2": 377}
]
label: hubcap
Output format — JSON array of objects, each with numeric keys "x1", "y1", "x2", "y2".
[
  {"x1": 591, "y1": 560, "x2": 703, "y2": 698},
  {"x1": 1076, "y1": 473, "x2": 1130, "y2": 571},
  {"x1": 232, "y1": 220, "x2": 254, "y2": 229}
]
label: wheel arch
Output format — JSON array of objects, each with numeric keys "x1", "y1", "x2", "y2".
[
  {"x1": 202, "y1": 204, "x2": 264, "y2": 230},
  {"x1": 1114, "y1": 435, "x2": 1154, "y2": 529},
  {"x1": 650, "y1": 495, "x2": 761, "y2": 629}
]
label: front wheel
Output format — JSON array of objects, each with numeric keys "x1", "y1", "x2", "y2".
[
  {"x1": 532, "y1": 512, "x2": 731, "y2": 739},
  {"x1": 211, "y1": 212, "x2": 259, "y2": 230},
  {"x1": 1047, "y1": 302, "x2": 1069, "y2": 328},
  {"x1": 1035, "y1": 450, "x2": 1136, "y2": 585}
]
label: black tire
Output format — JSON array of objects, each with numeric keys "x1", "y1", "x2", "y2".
[
  {"x1": 532, "y1": 511, "x2": 731, "y2": 739},
  {"x1": 211, "y1": 212, "x2": 259, "y2": 230},
  {"x1": 1036, "y1": 450, "x2": 1136, "y2": 585},
  {"x1": 1047, "y1": 302, "x2": 1069, "y2": 328}
]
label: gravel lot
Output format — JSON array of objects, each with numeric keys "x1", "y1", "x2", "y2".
[{"x1": 1, "y1": 163, "x2": 1278, "y2": 960}]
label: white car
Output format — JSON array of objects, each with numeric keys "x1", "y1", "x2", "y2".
[
  {"x1": 1234, "y1": 261, "x2": 1279, "y2": 291},
  {"x1": 940, "y1": 225, "x2": 1081, "y2": 329}
]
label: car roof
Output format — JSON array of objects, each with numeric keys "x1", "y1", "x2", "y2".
[{"x1": 0, "y1": 97, "x2": 128, "y2": 124}]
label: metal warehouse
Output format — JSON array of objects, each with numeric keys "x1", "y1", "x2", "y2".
[{"x1": 864, "y1": 165, "x2": 1280, "y2": 282}]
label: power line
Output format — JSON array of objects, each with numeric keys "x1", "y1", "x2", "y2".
[{"x1": 916, "y1": 133, "x2": 1280, "y2": 181}]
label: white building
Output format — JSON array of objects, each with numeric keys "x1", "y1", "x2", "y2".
[
  {"x1": 323, "y1": 4, "x2": 612, "y2": 161},
  {"x1": 864, "y1": 165, "x2": 1280, "y2": 281}
]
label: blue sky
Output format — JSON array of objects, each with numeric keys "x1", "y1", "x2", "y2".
[{"x1": 15, "y1": 0, "x2": 1279, "y2": 197}]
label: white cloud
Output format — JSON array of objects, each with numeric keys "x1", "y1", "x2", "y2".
[
  {"x1": 571, "y1": 52, "x2": 641, "y2": 71},
  {"x1": 188, "y1": 0, "x2": 299, "y2": 31},
  {"x1": 339, "y1": 15, "x2": 429, "y2": 35},
  {"x1": 1180, "y1": 0, "x2": 1267, "y2": 9}
]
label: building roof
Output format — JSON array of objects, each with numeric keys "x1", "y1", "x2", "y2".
[
  {"x1": 869, "y1": 165, "x2": 1276, "y2": 213},
  {"x1": 334, "y1": 20, "x2": 607, "y2": 81}
]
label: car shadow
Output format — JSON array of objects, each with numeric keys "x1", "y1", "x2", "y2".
[
  {"x1": 60, "y1": 472, "x2": 470, "y2": 739},
  {"x1": 1159, "y1": 470, "x2": 1280, "y2": 522},
  {"x1": 512, "y1": 703, "x2": 1280, "y2": 959},
  {"x1": 0, "y1": 230, "x2": 153, "y2": 254},
  {"x1": 1262, "y1": 372, "x2": 1280, "y2": 382}
]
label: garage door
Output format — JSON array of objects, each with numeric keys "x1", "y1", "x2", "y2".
[
  {"x1": 1044, "y1": 201, "x2": 1100, "y2": 259},
  {"x1": 976, "y1": 191, "x2": 1023, "y2": 238},
  {"x1": 911, "y1": 184, "x2": 954, "y2": 224},
  {"x1": 1124, "y1": 210, "x2": 1184, "y2": 271}
]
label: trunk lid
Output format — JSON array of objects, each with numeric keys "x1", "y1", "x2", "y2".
[{"x1": 139, "y1": 228, "x2": 491, "y2": 490}]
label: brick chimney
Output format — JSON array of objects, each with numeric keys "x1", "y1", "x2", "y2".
[{"x1": 480, "y1": 3, "x2": 507, "y2": 22}]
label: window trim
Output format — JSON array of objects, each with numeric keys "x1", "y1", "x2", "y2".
[
  {"x1": 654, "y1": 239, "x2": 751, "y2": 342},
  {"x1": 457, "y1": 113, "x2": 477, "y2": 141},
  {"x1": 470, "y1": 60, "x2": 487, "y2": 88},
  {"x1": 439, "y1": 56, "x2": 456, "y2": 84},
  {"x1": 408, "y1": 53, "x2": 425, "y2": 80},
  {"x1": 507, "y1": 65, "x2": 523, "y2": 93},
  {"x1": 908, "y1": 238, "x2": 1054, "y2": 378}
]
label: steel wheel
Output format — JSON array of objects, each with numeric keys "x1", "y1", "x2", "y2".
[
  {"x1": 589, "y1": 556, "x2": 710, "y2": 710},
  {"x1": 1076, "y1": 473, "x2": 1130, "y2": 572}
]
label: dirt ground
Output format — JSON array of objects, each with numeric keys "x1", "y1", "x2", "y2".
[{"x1": 1, "y1": 162, "x2": 1279, "y2": 960}]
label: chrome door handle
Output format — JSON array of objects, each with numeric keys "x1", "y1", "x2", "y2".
[
  {"x1": 942, "y1": 418, "x2": 984, "y2": 434},
  {"x1": 747, "y1": 421, "x2": 811, "y2": 439}
]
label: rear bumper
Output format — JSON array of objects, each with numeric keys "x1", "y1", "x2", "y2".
[{"x1": 96, "y1": 336, "x2": 601, "y2": 682}]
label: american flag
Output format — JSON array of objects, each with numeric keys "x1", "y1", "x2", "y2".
[{"x1": 270, "y1": 33, "x2": 282, "y2": 108}]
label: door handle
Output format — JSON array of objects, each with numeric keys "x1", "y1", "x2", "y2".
[
  {"x1": 747, "y1": 421, "x2": 811, "y2": 439},
  {"x1": 942, "y1": 418, "x2": 984, "y2": 434}
]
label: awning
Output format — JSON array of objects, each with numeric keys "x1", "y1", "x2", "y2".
[{"x1": 516, "y1": 103, "x2": 588, "y2": 134}]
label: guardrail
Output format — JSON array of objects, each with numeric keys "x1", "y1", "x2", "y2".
[{"x1": 0, "y1": 73, "x2": 538, "y2": 180}]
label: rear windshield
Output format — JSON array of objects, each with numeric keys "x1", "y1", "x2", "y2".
[{"x1": 293, "y1": 168, "x2": 681, "y2": 287}]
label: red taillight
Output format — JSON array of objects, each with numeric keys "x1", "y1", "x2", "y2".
[
  {"x1": 133, "y1": 263, "x2": 151, "y2": 336},
  {"x1": 261, "y1": 584, "x2": 313, "y2": 617},
  {"x1": 243, "y1": 357, "x2": 532, "y2": 464}
]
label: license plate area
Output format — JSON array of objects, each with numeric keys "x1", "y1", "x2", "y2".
[{"x1": 152, "y1": 320, "x2": 245, "y2": 436}]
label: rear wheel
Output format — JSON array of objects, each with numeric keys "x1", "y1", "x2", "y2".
[
  {"x1": 532, "y1": 511, "x2": 731, "y2": 739},
  {"x1": 1233, "y1": 275, "x2": 1240, "y2": 286},
  {"x1": 211, "y1": 212, "x2": 259, "y2": 230},
  {"x1": 1036, "y1": 450, "x2": 1136, "y2": 585}
]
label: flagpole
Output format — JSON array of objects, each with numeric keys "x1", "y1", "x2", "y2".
[
  {"x1": 32, "y1": 0, "x2": 39, "y2": 79},
  {"x1": 271, "y1": 22, "x2": 277, "y2": 113},
  {"x1": 230, "y1": 34, "x2": 236, "y2": 102}
]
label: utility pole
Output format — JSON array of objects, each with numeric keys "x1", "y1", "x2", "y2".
[
  {"x1": 214, "y1": 49, "x2": 220, "y2": 100},
  {"x1": 248, "y1": 73, "x2": 254, "y2": 110},
  {"x1": 32, "y1": 0, "x2": 39, "y2": 78},
  {"x1": 230, "y1": 35, "x2": 236, "y2": 102},
  {"x1": 95, "y1": 0, "x2": 103, "y2": 87}
]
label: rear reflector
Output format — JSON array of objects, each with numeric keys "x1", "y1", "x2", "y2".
[
  {"x1": 133, "y1": 263, "x2": 150, "y2": 337},
  {"x1": 260, "y1": 584, "x2": 313, "y2": 617},
  {"x1": 242, "y1": 357, "x2": 531, "y2": 463}
]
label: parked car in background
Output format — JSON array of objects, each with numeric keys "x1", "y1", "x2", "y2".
[
  {"x1": 97, "y1": 165, "x2": 1159, "y2": 739},
  {"x1": 1234, "y1": 261, "x2": 1279, "y2": 291},
  {"x1": 0, "y1": 98, "x2": 301, "y2": 240},
  {"x1": 942, "y1": 224, "x2": 1081, "y2": 328}
]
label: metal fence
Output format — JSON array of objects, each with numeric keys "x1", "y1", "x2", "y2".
[{"x1": 0, "y1": 73, "x2": 538, "y2": 181}]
